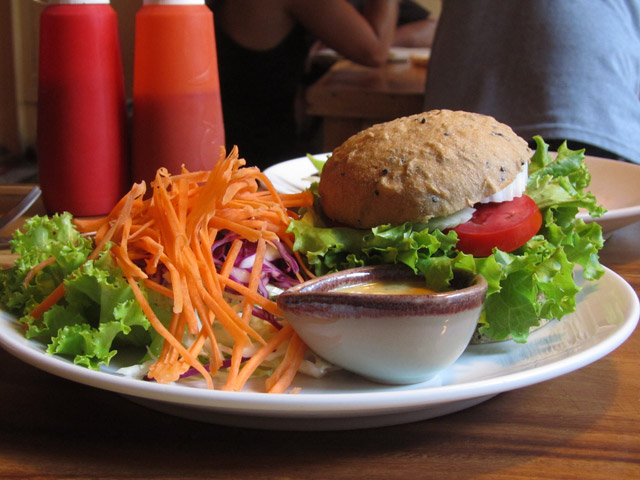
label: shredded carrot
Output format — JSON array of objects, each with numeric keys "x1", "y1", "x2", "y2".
[
  {"x1": 216, "y1": 275, "x2": 283, "y2": 317},
  {"x1": 72, "y1": 216, "x2": 107, "y2": 233},
  {"x1": 230, "y1": 323, "x2": 295, "y2": 392},
  {"x1": 29, "y1": 146, "x2": 315, "y2": 393},
  {"x1": 282, "y1": 235, "x2": 316, "y2": 280},
  {"x1": 23, "y1": 256, "x2": 56, "y2": 287},
  {"x1": 241, "y1": 236, "x2": 267, "y2": 324},
  {"x1": 29, "y1": 283, "x2": 65, "y2": 320},
  {"x1": 265, "y1": 332, "x2": 307, "y2": 393},
  {"x1": 220, "y1": 238, "x2": 243, "y2": 278},
  {"x1": 278, "y1": 191, "x2": 314, "y2": 208},
  {"x1": 223, "y1": 337, "x2": 249, "y2": 390},
  {"x1": 142, "y1": 278, "x2": 173, "y2": 298}
]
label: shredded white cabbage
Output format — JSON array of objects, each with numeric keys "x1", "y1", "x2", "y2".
[
  {"x1": 480, "y1": 162, "x2": 529, "y2": 204},
  {"x1": 116, "y1": 359, "x2": 155, "y2": 379},
  {"x1": 298, "y1": 354, "x2": 337, "y2": 378},
  {"x1": 425, "y1": 206, "x2": 475, "y2": 231}
]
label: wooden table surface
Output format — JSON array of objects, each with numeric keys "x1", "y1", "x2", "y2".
[
  {"x1": 306, "y1": 57, "x2": 427, "y2": 151},
  {"x1": 0, "y1": 186, "x2": 638, "y2": 479}
]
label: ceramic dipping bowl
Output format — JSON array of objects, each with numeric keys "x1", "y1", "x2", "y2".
[{"x1": 277, "y1": 264, "x2": 487, "y2": 384}]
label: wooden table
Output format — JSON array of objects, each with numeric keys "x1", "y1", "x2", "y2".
[
  {"x1": 0, "y1": 185, "x2": 639, "y2": 479},
  {"x1": 306, "y1": 57, "x2": 427, "y2": 151}
]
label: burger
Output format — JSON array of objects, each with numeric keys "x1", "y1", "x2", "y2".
[
  {"x1": 319, "y1": 109, "x2": 531, "y2": 232},
  {"x1": 288, "y1": 110, "x2": 606, "y2": 343}
]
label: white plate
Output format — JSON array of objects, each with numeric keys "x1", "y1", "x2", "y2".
[
  {"x1": 263, "y1": 154, "x2": 326, "y2": 194},
  {"x1": 263, "y1": 154, "x2": 640, "y2": 236},
  {"x1": 263, "y1": 154, "x2": 327, "y2": 194},
  {"x1": 579, "y1": 157, "x2": 640, "y2": 234},
  {"x1": 0, "y1": 267, "x2": 637, "y2": 430}
]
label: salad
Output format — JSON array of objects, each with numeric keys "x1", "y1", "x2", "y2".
[{"x1": 0, "y1": 148, "x2": 324, "y2": 393}]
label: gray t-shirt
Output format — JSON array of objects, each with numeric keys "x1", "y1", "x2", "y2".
[{"x1": 424, "y1": 0, "x2": 640, "y2": 163}]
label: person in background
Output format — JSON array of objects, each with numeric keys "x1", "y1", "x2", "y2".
[
  {"x1": 423, "y1": 0, "x2": 640, "y2": 164},
  {"x1": 350, "y1": 0, "x2": 438, "y2": 47},
  {"x1": 208, "y1": 0, "x2": 399, "y2": 171}
]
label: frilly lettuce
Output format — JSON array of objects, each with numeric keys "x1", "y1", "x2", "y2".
[
  {"x1": 0, "y1": 213, "x2": 169, "y2": 369},
  {"x1": 288, "y1": 137, "x2": 606, "y2": 342}
]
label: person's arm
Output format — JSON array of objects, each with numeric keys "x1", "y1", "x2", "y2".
[
  {"x1": 393, "y1": 16, "x2": 438, "y2": 47},
  {"x1": 286, "y1": 0, "x2": 400, "y2": 67}
]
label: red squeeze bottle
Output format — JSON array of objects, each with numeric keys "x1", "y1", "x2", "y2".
[
  {"x1": 132, "y1": 0, "x2": 225, "y2": 185},
  {"x1": 37, "y1": 0, "x2": 127, "y2": 216}
]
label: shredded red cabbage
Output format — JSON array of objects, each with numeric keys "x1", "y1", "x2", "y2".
[
  {"x1": 211, "y1": 230, "x2": 301, "y2": 293},
  {"x1": 143, "y1": 230, "x2": 304, "y2": 383},
  {"x1": 210, "y1": 230, "x2": 304, "y2": 328}
]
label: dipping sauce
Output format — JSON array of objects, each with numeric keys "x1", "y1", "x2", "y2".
[{"x1": 333, "y1": 280, "x2": 441, "y2": 295}]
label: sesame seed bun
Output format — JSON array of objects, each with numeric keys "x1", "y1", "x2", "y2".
[{"x1": 318, "y1": 110, "x2": 531, "y2": 228}]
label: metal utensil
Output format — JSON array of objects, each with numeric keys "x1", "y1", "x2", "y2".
[{"x1": 0, "y1": 186, "x2": 42, "y2": 231}]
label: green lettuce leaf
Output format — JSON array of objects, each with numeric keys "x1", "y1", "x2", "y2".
[
  {"x1": 527, "y1": 136, "x2": 605, "y2": 217},
  {"x1": 0, "y1": 213, "x2": 94, "y2": 315},
  {"x1": 306, "y1": 153, "x2": 328, "y2": 173},
  {"x1": 288, "y1": 219, "x2": 467, "y2": 291},
  {"x1": 0, "y1": 214, "x2": 171, "y2": 369}
]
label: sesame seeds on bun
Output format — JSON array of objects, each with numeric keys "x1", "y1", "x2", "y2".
[{"x1": 318, "y1": 110, "x2": 531, "y2": 229}]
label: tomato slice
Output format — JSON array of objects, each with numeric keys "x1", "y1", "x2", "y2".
[{"x1": 450, "y1": 195, "x2": 542, "y2": 257}]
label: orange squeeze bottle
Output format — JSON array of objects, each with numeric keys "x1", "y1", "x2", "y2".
[{"x1": 132, "y1": 0, "x2": 225, "y2": 184}]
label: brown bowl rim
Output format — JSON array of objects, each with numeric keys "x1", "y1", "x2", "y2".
[{"x1": 277, "y1": 264, "x2": 487, "y2": 316}]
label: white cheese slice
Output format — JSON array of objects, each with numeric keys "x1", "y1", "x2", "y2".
[{"x1": 426, "y1": 162, "x2": 529, "y2": 231}]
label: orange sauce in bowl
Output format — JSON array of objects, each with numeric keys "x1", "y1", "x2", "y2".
[{"x1": 332, "y1": 280, "x2": 440, "y2": 295}]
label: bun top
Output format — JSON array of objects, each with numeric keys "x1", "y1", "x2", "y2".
[{"x1": 318, "y1": 110, "x2": 531, "y2": 228}]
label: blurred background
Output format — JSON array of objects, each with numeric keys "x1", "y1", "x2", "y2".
[{"x1": 0, "y1": 0, "x2": 441, "y2": 183}]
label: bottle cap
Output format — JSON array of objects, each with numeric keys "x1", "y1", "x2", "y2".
[{"x1": 143, "y1": 0, "x2": 205, "y2": 4}]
